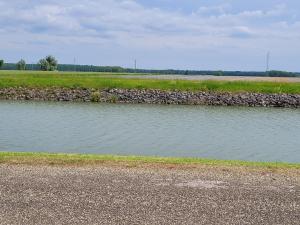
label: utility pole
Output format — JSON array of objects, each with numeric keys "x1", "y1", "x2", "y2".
[
  {"x1": 134, "y1": 59, "x2": 137, "y2": 73},
  {"x1": 266, "y1": 51, "x2": 270, "y2": 72},
  {"x1": 73, "y1": 57, "x2": 76, "y2": 72}
]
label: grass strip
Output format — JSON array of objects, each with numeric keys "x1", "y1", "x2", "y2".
[
  {"x1": 0, "y1": 152, "x2": 299, "y2": 169},
  {"x1": 0, "y1": 71, "x2": 300, "y2": 94}
]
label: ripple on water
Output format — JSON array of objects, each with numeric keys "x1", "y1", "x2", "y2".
[{"x1": 0, "y1": 101, "x2": 299, "y2": 163}]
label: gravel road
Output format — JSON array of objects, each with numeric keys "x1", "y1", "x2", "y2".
[{"x1": 0, "y1": 164, "x2": 299, "y2": 225}]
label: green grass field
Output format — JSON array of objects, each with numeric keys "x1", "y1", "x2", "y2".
[
  {"x1": 1, "y1": 70, "x2": 300, "y2": 94},
  {"x1": 0, "y1": 152, "x2": 299, "y2": 169}
]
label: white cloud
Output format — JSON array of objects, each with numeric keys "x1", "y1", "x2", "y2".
[
  {"x1": 0, "y1": 0, "x2": 299, "y2": 70},
  {"x1": 0, "y1": 1, "x2": 294, "y2": 38},
  {"x1": 196, "y1": 3, "x2": 231, "y2": 15}
]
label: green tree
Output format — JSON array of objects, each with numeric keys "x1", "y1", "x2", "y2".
[
  {"x1": 38, "y1": 55, "x2": 58, "y2": 71},
  {"x1": 268, "y1": 70, "x2": 296, "y2": 77},
  {"x1": 0, "y1": 59, "x2": 4, "y2": 69},
  {"x1": 16, "y1": 59, "x2": 26, "y2": 70},
  {"x1": 215, "y1": 71, "x2": 224, "y2": 76},
  {"x1": 39, "y1": 59, "x2": 49, "y2": 71}
]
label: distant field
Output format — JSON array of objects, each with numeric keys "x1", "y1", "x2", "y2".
[
  {"x1": 1, "y1": 70, "x2": 300, "y2": 94},
  {"x1": 0, "y1": 70, "x2": 146, "y2": 77}
]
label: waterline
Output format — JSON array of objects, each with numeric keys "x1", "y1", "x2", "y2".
[{"x1": 0, "y1": 101, "x2": 299, "y2": 163}]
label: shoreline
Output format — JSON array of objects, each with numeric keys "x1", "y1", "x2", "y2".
[
  {"x1": 1, "y1": 87, "x2": 300, "y2": 107},
  {"x1": 1, "y1": 152, "x2": 299, "y2": 170}
]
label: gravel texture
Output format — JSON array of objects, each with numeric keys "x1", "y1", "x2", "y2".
[
  {"x1": 0, "y1": 87, "x2": 300, "y2": 107},
  {"x1": 0, "y1": 164, "x2": 299, "y2": 225}
]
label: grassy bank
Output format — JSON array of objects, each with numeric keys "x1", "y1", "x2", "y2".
[
  {"x1": 1, "y1": 70, "x2": 300, "y2": 94},
  {"x1": 0, "y1": 152, "x2": 299, "y2": 169}
]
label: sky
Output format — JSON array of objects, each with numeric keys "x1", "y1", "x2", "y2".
[{"x1": 1, "y1": 0, "x2": 300, "y2": 71}]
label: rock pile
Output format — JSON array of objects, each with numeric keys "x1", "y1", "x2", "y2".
[{"x1": 0, "y1": 87, "x2": 299, "y2": 107}]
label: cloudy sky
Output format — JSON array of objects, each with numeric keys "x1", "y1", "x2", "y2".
[{"x1": 1, "y1": 0, "x2": 300, "y2": 71}]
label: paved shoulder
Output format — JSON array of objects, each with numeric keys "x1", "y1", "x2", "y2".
[{"x1": 0, "y1": 165, "x2": 299, "y2": 225}]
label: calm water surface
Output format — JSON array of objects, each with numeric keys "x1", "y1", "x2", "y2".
[{"x1": 0, "y1": 101, "x2": 299, "y2": 163}]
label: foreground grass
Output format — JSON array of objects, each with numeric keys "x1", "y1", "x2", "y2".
[
  {"x1": 0, "y1": 152, "x2": 299, "y2": 170},
  {"x1": 1, "y1": 70, "x2": 300, "y2": 94}
]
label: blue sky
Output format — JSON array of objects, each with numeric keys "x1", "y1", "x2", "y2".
[{"x1": 1, "y1": 0, "x2": 300, "y2": 71}]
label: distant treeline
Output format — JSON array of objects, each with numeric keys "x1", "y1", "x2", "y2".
[{"x1": 1, "y1": 63, "x2": 299, "y2": 77}]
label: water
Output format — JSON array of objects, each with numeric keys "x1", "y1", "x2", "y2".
[{"x1": 0, "y1": 101, "x2": 299, "y2": 163}]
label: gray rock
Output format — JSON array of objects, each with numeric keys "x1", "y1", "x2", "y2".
[{"x1": 0, "y1": 87, "x2": 299, "y2": 108}]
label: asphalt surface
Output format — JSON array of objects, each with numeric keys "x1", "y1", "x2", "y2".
[{"x1": 0, "y1": 164, "x2": 299, "y2": 225}]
